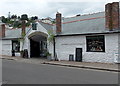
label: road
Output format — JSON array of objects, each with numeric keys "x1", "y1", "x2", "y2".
[{"x1": 2, "y1": 59, "x2": 118, "y2": 84}]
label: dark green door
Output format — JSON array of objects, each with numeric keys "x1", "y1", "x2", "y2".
[{"x1": 76, "y1": 48, "x2": 82, "y2": 62}]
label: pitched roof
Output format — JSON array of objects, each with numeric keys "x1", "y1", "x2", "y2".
[
  {"x1": 2, "y1": 11, "x2": 120, "y2": 39},
  {"x1": 3, "y1": 28, "x2": 31, "y2": 39},
  {"x1": 56, "y1": 12, "x2": 120, "y2": 35},
  {"x1": 63, "y1": 12, "x2": 104, "y2": 23},
  {"x1": 2, "y1": 21, "x2": 53, "y2": 39},
  {"x1": 38, "y1": 21, "x2": 53, "y2": 31},
  {"x1": 5, "y1": 29, "x2": 21, "y2": 39},
  {"x1": 62, "y1": 12, "x2": 106, "y2": 35}
]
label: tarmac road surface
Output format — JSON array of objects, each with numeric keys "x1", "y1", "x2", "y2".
[{"x1": 2, "y1": 59, "x2": 118, "y2": 84}]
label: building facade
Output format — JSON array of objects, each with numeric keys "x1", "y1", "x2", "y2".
[
  {"x1": 55, "y1": 33, "x2": 120, "y2": 63},
  {"x1": 0, "y1": 2, "x2": 120, "y2": 63}
]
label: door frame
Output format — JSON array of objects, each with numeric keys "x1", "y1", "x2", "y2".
[{"x1": 75, "y1": 48, "x2": 82, "y2": 62}]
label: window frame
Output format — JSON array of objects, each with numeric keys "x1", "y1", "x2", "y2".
[
  {"x1": 32, "y1": 23, "x2": 37, "y2": 30},
  {"x1": 12, "y1": 40, "x2": 20, "y2": 52},
  {"x1": 86, "y1": 35, "x2": 105, "y2": 52}
]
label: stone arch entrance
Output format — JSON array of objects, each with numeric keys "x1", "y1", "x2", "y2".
[{"x1": 28, "y1": 32, "x2": 48, "y2": 58}]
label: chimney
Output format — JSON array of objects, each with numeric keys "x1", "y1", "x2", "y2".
[
  {"x1": 105, "y1": 3, "x2": 112, "y2": 30},
  {"x1": 105, "y1": 2, "x2": 119, "y2": 30},
  {"x1": 56, "y1": 12, "x2": 62, "y2": 34},
  {"x1": 0, "y1": 24, "x2": 5, "y2": 38},
  {"x1": 21, "y1": 20, "x2": 26, "y2": 37},
  {"x1": 112, "y1": 2, "x2": 119, "y2": 29}
]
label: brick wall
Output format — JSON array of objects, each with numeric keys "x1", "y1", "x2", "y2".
[
  {"x1": 56, "y1": 12, "x2": 62, "y2": 34},
  {"x1": 112, "y1": 2, "x2": 119, "y2": 29},
  {"x1": 0, "y1": 24, "x2": 5, "y2": 37},
  {"x1": 21, "y1": 20, "x2": 26, "y2": 36},
  {"x1": 105, "y1": 2, "x2": 119, "y2": 30}
]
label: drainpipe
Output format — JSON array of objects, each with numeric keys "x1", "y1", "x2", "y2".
[{"x1": 53, "y1": 37, "x2": 56, "y2": 59}]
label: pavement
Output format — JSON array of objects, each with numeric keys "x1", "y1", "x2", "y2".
[{"x1": 1, "y1": 55, "x2": 120, "y2": 72}]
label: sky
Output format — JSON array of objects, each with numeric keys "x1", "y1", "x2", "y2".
[{"x1": 0, "y1": 0, "x2": 119, "y2": 19}]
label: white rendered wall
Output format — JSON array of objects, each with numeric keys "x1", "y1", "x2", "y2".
[
  {"x1": 2, "y1": 40, "x2": 12, "y2": 56},
  {"x1": 118, "y1": 33, "x2": 120, "y2": 63},
  {"x1": 55, "y1": 34, "x2": 119, "y2": 63},
  {"x1": 23, "y1": 22, "x2": 48, "y2": 58},
  {"x1": 0, "y1": 40, "x2": 2, "y2": 55},
  {"x1": 1, "y1": 39, "x2": 23, "y2": 57},
  {"x1": 47, "y1": 41, "x2": 54, "y2": 59},
  {"x1": 0, "y1": 40, "x2": 1, "y2": 86}
]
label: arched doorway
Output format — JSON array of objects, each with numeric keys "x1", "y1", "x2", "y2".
[{"x1": 28, "y1": 32, "x2": 48, "y2": 58}]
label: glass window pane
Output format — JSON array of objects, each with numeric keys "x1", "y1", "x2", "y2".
[{"x1": 86, "y1": 35, "x2": 105, "y2": 52}]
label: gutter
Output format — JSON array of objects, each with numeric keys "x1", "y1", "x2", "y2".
[
  {"x1": 54, "y1": 31, "x2": 120, "y2": 37},
  {"x1": 53, "y1": 37, "x2": 56, "y2": 58},
  {"x1": 1, "y1": 37, "x2": 22, "y2": 40}
]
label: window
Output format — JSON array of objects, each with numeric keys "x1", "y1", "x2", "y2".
[
  {"x1": 12, "y1": 40, "x2": 20, "y2": 52},
  {"x1": 86, "y1": 35, "x2": 105, "y2": 52},
  {"x1": 32, "y1": 23, "x2": 37, "y2": 30}
]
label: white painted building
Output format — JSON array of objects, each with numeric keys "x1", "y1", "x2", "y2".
[
  {"x1": 55, "y1": 33, "x2": 120, "y2": 63},
  {"x1": 0, "y1": 2, "x2": 120, "y2": 63}
]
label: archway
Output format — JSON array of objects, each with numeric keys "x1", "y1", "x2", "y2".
[{"x1": 28, "y1": 32, "x2": 48, "y2": 58}]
